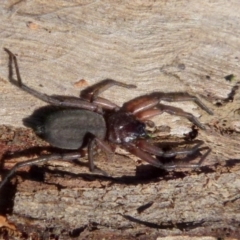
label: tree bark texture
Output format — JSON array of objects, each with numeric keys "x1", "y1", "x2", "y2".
[{"x1": 0, "y1": 1, "x2": 240, "y2": 239}]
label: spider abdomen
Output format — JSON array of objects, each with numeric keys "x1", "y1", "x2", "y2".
[{"x1": 24, "y1": 107, "x2": 106, "y2": 150}]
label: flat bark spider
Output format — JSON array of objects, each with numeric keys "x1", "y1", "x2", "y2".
[{"x1": 0, "y1": 48, "x2": 213, "y2": 190}]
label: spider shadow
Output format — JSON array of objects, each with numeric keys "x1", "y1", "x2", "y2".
[
  {"x1": 0, "y1": 140, "x2": 214, "y2": 189},
  {"x1": 0, "y1": 143, "x2": 216, "y2": 215},
  {"x1": 0, "y1": 145, "x2": 82, "y2": 215},
  {"x1": 120, "y1": 213, "x2": 205, "y2": 231}
]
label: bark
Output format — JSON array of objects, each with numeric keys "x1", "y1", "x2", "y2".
[{"x1": 0, "y1": 1, "x2": 240, "y2": 239}]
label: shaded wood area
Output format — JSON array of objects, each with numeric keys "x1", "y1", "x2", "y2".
[{"x1": 0, "y1": 1, "x2": 240, "y2": 239}]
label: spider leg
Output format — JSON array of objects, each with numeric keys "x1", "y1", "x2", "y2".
[
  {"x1": 136, "y1": 139, "x2": 203, "y2": 157},
  {"x1": 156, "y1": 92, "x2": 213, "y2": 115},
  {"x1": 162, "y1": 146, "x2": 211, "y2": 170},
  {"x1": 124, "y1": 143, "x2": 165, "y2": 169},
  {"x1": 4, "y1": 48, "x2": 100, "y2": 111},
  {"x1": 80, "y1": 78, "x2": 136, "y2": 101},
  {"x1": 88, "y1": 136, "x2": 114, "y2": 175},
  {"x1": 124, "y1": 142, "x2": 210, "y2": 170},
  {"x1": 80, "y1": 79, "x2": 137, "y2": 110},
  {"x1": 0, "y1": 152, "x2": 81, "y2": 191},
  {"x1": 135, "y1": 103, "x2": 206, "y2": 130},
  {"x1": 4, "y1": 48, "x2": 136, "y2": 111},
  {"x1": 123, "y1": 92, "x2": 212, "y2": 130},
  {"x1": 124, "y1": 92, "x2": 213, "y2": 115}
]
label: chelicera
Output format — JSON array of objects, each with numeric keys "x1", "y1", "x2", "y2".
[{"x1": 0, "y1": 48, "x2": 213, "y2": 190}]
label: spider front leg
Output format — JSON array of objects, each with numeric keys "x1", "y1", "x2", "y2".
[
  {"x1": 124, "y1": 92, "x2": 213, "y2": 115},
  {"x1": 136, "y1": 104, "x2": 206, "y2": 130},
  {"x1": 123, "y1": 92, "x2": 213, "y2": 130},
  {"x1": 135, "y1": 139, "x2": 204, "y2": 158},
  {"x1": 124, "y1": 141, "x2": 209, "y2": 170}
]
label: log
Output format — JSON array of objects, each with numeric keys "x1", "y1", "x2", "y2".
[{"x1": 0, "y1": 1, "x2": 240, "y2": 239}]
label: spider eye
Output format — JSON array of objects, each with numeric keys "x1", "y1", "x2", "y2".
[
  {"x1": 124, "y1": 121, "x2": 146, "y2": 140},
  {"x1": 136, "y1": 122, "x2": 146, "y2": 136}
]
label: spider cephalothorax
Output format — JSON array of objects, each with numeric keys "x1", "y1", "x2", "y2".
[{"x1": 107, "y1": 111, "x2": 147, "y2": 144}]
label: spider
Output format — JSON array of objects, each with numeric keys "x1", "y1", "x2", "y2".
[{"x1": 0, "y1": 48, "x2": 213, "y2": 190}]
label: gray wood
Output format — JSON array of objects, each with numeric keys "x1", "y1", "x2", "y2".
[{"x1": 0, "y1": 1, "x2": 240, "y2": 239}]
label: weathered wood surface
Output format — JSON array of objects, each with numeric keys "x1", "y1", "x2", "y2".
[{"x1": 0, "y1": 0, "x2": 240, "y2": 239}]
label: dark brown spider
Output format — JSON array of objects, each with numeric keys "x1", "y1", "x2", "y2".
[{"x1": 0, "y1": 48, "x2": 213, "y2": 190}]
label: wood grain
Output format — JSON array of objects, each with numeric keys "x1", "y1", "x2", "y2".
[{"x1": 0, "y1": 0, "x2": 240, "y2": 239}]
